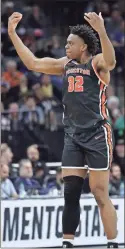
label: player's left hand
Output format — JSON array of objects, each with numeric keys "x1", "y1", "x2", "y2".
[{"x1": 84, "y1": 12, "x2": 105, "y2": 34}]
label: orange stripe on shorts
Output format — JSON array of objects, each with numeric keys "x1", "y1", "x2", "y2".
[{"x1": 104, "y1": 123, "x2": 113, "y2": 168}]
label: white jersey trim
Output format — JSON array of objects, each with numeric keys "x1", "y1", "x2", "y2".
[
  {"x1": 64, "y1": 59, "x2": 72, "y2": 69},
  {"x1": 92, "y1": 59, "x2": 108, "y2": 86}
]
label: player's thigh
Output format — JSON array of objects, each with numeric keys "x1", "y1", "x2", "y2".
[
  {"x1": 86, "y1": 123, "x2": 114, "y2": 170},
  {"x1": 62, "y1": 134, "x2": 88, "y2": 178},
  {"x1": 86, "y1": 147, "x2": 110, "y2": 170},
  {"x1": 89, "y1": 169, "x2": 110, "y2": 196},
  {"x1": 62, "y1": 168, "x2": 88, "y2": 179}
]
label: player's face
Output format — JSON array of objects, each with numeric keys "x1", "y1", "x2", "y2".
[{"x1": 65, "y1": 34, "x2": 87, "y2": 60}]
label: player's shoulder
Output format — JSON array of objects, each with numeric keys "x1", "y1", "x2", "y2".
[
  {"x1": 92, "y1": 53, "x2": 109, "y2": 73},
  {"x1": 57, "y1": 56, "x2": 72, "y2": 68},
  {"x1": 57, "y1": 56, "x2": 69, "y2": 64},
  {"x1": 92, "y1": 53, "x2": 103, "y2": 64}
]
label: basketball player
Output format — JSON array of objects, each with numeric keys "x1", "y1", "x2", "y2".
[{"x1": 8, "y1": 12, "x2": 118, "y2": 248}]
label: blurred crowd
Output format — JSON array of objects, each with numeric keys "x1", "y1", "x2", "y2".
[
  {"x1": 1, "y1": 0, "x2": 125, "y2": 199},
  {"x1": 1, "y1": 143, "x2": 64, "y2": 199}
]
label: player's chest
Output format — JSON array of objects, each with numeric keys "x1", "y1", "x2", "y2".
[{"x1": 63, "y1": 70, "x2": 93, "y2": 95}]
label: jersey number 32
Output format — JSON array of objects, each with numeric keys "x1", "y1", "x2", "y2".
[{"x1": 68, "y1": 76, "x2": 84, "y2": 92}]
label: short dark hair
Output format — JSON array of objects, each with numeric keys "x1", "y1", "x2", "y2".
[
  {"x1": 26, "y1": 92, "x2": 35, "y2": 100},
  {"x1": 69, "y1": 24, "x2": 99, "y2": 55}
]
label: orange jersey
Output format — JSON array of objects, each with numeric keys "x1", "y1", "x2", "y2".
[{"x1": 2, "y1": 71, "x2": 23, "y2": 88}]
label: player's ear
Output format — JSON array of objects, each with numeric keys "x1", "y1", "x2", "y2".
[{"x1": 81, "y1": 44, "x2": 87, "y2": 52}]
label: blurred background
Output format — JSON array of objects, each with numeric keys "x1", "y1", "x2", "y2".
[{"x1": 1, "y1": 1, "x2": 125, "y2": 246}]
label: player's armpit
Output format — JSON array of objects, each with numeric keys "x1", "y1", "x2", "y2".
[{"x1": 30, "y1": 56, "x2": 69, "y2": 75}]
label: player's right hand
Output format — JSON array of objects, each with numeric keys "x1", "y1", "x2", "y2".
[{"x1": 8, "y1": 12, "x2": 22, "y2": 35}]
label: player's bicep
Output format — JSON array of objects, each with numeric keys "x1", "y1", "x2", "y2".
[
  {"x1": 92, "y1": 54, "x2": 110, "y2": 86},
  {"x1": 94, "y1": 54, "x2": 108, "y2": 72},
  {"x1": 32, "y1": 57, "x2": 67, "y2": 75},
  {"x1": 94, "y1": 53, "x2": 116, "y2": 72}
]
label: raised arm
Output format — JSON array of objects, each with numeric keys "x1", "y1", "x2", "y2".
[
  {"x1": 8, "y1": 12, "x2": 68, "y2": 75},
  {"x1": 84, "y1": 12, "x2": 116, "y2": 71}
]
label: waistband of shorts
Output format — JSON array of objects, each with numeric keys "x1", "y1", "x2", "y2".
[{"x1": 65, "y1": 120, "x2": 109, "y2": 136}]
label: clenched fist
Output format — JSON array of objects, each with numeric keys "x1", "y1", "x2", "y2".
[{"x1": 8, "y1": 12, "x2": 22, "y2": 35}]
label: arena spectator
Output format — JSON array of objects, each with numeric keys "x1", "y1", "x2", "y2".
[
  {"x1": 33, "y1": 82, "x2": 57, "y2": 130},
  {"x1": 19, "y1": 75, "x2": 28, "y2": 96},
  {"x1": 1, "y1": 164, "x2": 18, "y2": 199},
  {"x1": 114, "y1": 141, "x2": 125, "y2": 177},
  {"x1": 106, "y1": 8, "x2": 123, "y2": 38},
  {"x1": 85, "y1": 2, "x2": 95, "y2": 13},
  {"x1": 6, "y1": 103, "x2": 25, "y2": 162},
  {"x1": 41, "y1": 74, "x2": 53, "y2": 99},
  {"x1": 47, "y1": 167, "x2": 64, "y2": 196},
  {"x1": 111, "y1": 19, "x2": 125, "y2": 47},
  {"x1": 1, "y1": 81, "x2": 10, "y2": 94},
  {"x1": 1, "y1": 103, "x2": 22, "y2": 150},
  {"x1": 1, "y1": 143, "x2": 13, "y2": 165},
  {"x1": 23, "y1": 33, "x2": 39, "y2": 58},
  {"x1": 32, "y1": 83, "x2": 43, "y2": 99},
  {"x1": 27, "y1": 144, "x2": 40, "y2": 166},
  {"x1": 26, "y1": 5, "x2": 46, "y2": 30},
  {"x1": 1, "y1": 1, "x2": 15, "y2": 28},
  {"x1": 8, "y1": 103, "x2": 21, "y2": 131},
  {"x1": 25, "y1": 69, "x2": 41, "y2": 88},
  {"x1": 114, "y1": 107, "x2": 125, "y2": 131},
  {"x1": 14, "y1": 159, "x2": 42, "y2": 197},
  {"x1": 2, "y1": 60, "x2": 24, "y2": 103},
  {"x1": 85, "y1": 2, "x2": 110, "y2": 20},
  {"x1": 107, "y1": 96, "x2": 120, "y2": 111},
  {"x1": 40, "y1": 74, "x2": 57, "y2": 131},
  {"x1": 34, "y1": 162, "x2": 49, "y2": 192},
  {"x1": 1, "y1": 81, "x2": 11, "y2": 109},
  {"x1": 27, "y1": 145, "x2": 50, "y2": 187},
  {"x1": 2, "y1": 60, "x2": 23, "y2": 88},
  {"x1": 1, "y1": 111, "x2": 10, "y2": 132},
  {"x1": 20, "y1": 94, "x2": 45, "y2": 127},
  {"x1": 109, "y1": 163, "x2": 124, "y2": 197},
  {"x1": 51, "y1": 35, "x2": 65, "y2": 58},
  {"x1": 107, "y1": 96, "x2": 121, "y2": 124},
  {"x1": 35, "y1": 38, "x2": 55, "y2": 58},
  {"x1": 111, "y1": 19, "x2": 125, "y2": 70},
  {"x1": 111, "y1": 109, "x2": 122, "y2": 125},
  {"x1": 1, "y1": 102, "x2": 10, "y2": 133},
  {"x1": 99, "y1": 2, "x2": 110, "y2": 19}
]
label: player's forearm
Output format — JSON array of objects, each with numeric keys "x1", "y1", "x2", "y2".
[
  {"x1": 9, "y1": 31, "x2": 36, "y2": 69},
  {"x1": 98, "y1": 29, "x2": 116, "y2": 69}
]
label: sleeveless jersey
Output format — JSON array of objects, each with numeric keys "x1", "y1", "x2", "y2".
[{"x1": 62, "y1": 58, "x2": 109, "y2": 134}]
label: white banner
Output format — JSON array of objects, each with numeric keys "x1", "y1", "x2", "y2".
[{"x1": 1, "y1": 197, "x2": 124, "y2": 247}]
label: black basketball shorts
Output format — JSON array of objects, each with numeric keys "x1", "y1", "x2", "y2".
[{"x1": 62, "y1": 122, "x2": 114, "y2": 170}]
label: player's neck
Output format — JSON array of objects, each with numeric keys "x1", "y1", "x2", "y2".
[{"x1": 80, "y1": 54, "x2": 92, "y2": 64}]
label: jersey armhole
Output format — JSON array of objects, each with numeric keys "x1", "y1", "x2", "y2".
[
  {"x1": 64, "y1": 59, "x2": 72, "y2": 70},
  {"x1": 92, "y1": 59, "x2": 108, "y2": 86}
]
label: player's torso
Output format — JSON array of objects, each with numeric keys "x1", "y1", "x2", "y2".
[{"x1": 62, "y1": 58, "x2": 108, "y2": 133}]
